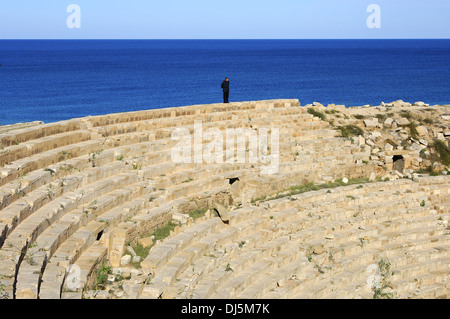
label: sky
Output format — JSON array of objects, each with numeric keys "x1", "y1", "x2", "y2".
[{"x1": 0, "y1": 0, "x2": 449, "y2": 39}]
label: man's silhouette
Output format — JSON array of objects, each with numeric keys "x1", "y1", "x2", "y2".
[{"x1": 221, "y1": 77, "x2": 230, "y2": 103}]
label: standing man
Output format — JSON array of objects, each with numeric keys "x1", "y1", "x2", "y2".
[{"x1": 221, "y1": 77, "x2": 230, "y2": 103}]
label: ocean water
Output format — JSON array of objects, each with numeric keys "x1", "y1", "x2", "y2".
[{"x1": 0, "y1": 39, "x2": 449, "y2": 125}]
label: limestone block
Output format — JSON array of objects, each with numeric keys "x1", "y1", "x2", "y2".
[
  {"x1": 313, "y1": 102, "x2": 324, "y2": 108},
  {"x1": 363, "y1": 118, "x2": 379, "y2": 128},
  {"x1": 384, "y1": 117, "x2": 394, "y2": 127},
  {"x1": 172, "y1": 212, "x2": 189, "y2": 224},
  {"x1": 138, "y1": 237, "x2": 153, "y2": 248},
  {"x1": 127, "y1": 246, "x2": 137, "y2": 257},
  {"x1": 120, "y1": 255, "x2": 131, "y2": 266},
  {"x1": 313, "y1": 245, "x2": 326, "y2": 255},
  {"x1": 140, "y1": 285, "x2": 163, "y2": 299},
  {"x1": 395, "y1": 118, "x2": 410, "y2": 126},
  {"x1": 393, "y1": 170, "x2": 403, "y2": 178},
  {"x1": 132, "y1": 256, "x2": 141, "y2": 264},
  {"x1": 390, "y1": 100, "x2": 406, "y2": 107},
  {"x1": 385, "y1": 143, "x2": 394, "y2": 151},
  {"x1": 413, "y1": 101, "x2": 429, "y2": 107},
  {"x1": 416, "y1": 125, "x2": 428, "y2": 137},
  {"x1": 369, "y1": 132, "x2": 382, "y2": 140},
  {"x1": 357, "y1": 136, "x2": 365, "y2": 147}
]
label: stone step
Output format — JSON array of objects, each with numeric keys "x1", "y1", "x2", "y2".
[
  {"x1": 395, "y1": 271, "x2": 450, "y2": 299},
  {"x1": 258, "y1": 204, "x2": 436, "y2": 245},
  {"x1": 0, "y1": 160, "x2": 129, "y2": 238},
  {"x1": 235, "y1": 254, "x2": 311, "y2": 299},
  {"x1": 84, "y1": 100, "x2": 301, "y2": 129},
  {"x1": 0, "y1": 130, "x2": 92, "y2": 167},
  {"x1": 428, "y1": 193, "x2": 450, "y2": 206},
  {"x1": 141, "y1": 210, "x2": 266, "y2": 298},
  {"x1": 61, "y1": 244, "x2": 108, "y2": 298},
  {"x1": 213, "y1": 244, "x2": 305, "y2": 299},
  {"x1": 251, "y1": 229, "x2": 444, "y2": 298},
  {"x1": 2, "y1": 173, "x2": 139, "y2": 254},
  {"x1": 289, "y1": 246, "x2": 450, "y2": 299},
  {"x1": 0, "y1": 119, "x2": 82, "y2": 148},
  {"x1": 16, "y1": 181, "x2": 148, "y2": 299},
  {"x1": 185, "y1": 236, "x2": 292, "y2": 299},
  {"x1": 171, "y1": 208, "x2": 448, "y2": 299},
  {"x1": 138, "y1": 177, "x2": 447, "y2": 300},
  {"x1": 148, "y1": 219, "x2": 269, "y2": 295},
  {"x1": 0, "y1": 128, "x2": 183, "y2": 205},
  {"x1": 0, "y1": 148, "x2": 122, "y2": 212},
  {"x1": 322, "y1": 256, "x2": 450, "y2": 299},
  {"x1": 93, "y1": 112, "x2": 326, "y2": 142},
  {"x1": 0, "y1": 139, "x2": 104, "y2": 188},
  {"x1": 416, "y1": 175, "x2": 450, "y2": 186},
  {"x1": 411, "y1": 283, "x2": 448, "y2": 299},
  {"x1": 149, "y1": 190, "x2": 444, "y2": 298},
  {"x1": 434, "y1": 201, "x2": 450, "y2": 214},
  {"x1": 248, "y1": 162, "x2": 377, "y2": 201},
  {"x1": 141, "y1": 217, "x2": 223, "y2": 275}
]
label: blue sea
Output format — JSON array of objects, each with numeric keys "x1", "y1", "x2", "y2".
[{"x1": 1, "y1": 39, "x2": 449, "y2": 125}]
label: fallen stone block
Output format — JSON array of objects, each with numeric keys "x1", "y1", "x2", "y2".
[
  {"x1": 416, "y1": 125, "x2": 428, "y2": 137},
  {"x1": 363, "y1": 118, "x2": 379, "y2": 128},
  {"x1": 138, "y1": 237, "x2": 153, "y2": 248},
  {"x1": 395, "y1": 118, "x2": 410, "y2": 126},
  {"x1": 313, "y1": 245, "x2": 326, "y2": 255},
  {"x1": 120, "y1": 255, "x2": 131, "y2": 266},
  {"x1": 384, "y1": 117, "x2": 394, "y2": 127}
]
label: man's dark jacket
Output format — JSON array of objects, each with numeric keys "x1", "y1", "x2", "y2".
[{"x1": 221, "y1": 80, "x2": 230, "y2": 92}]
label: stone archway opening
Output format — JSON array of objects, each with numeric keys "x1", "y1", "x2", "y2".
[{"x1": 393, "y1": 155, "x2": 405, "y2": 173}]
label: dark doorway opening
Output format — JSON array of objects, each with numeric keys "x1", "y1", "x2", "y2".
[
  {"x1": 393, "y1": 155, "x2": 405, "y2": 173},
  {"x1": 96, "y1": 230, "x2": 104, "y2": 241}
]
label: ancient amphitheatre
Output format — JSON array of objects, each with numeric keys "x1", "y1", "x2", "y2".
[{"x1": 0, "y1": 99, "x2": 449, "y2": 299}]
